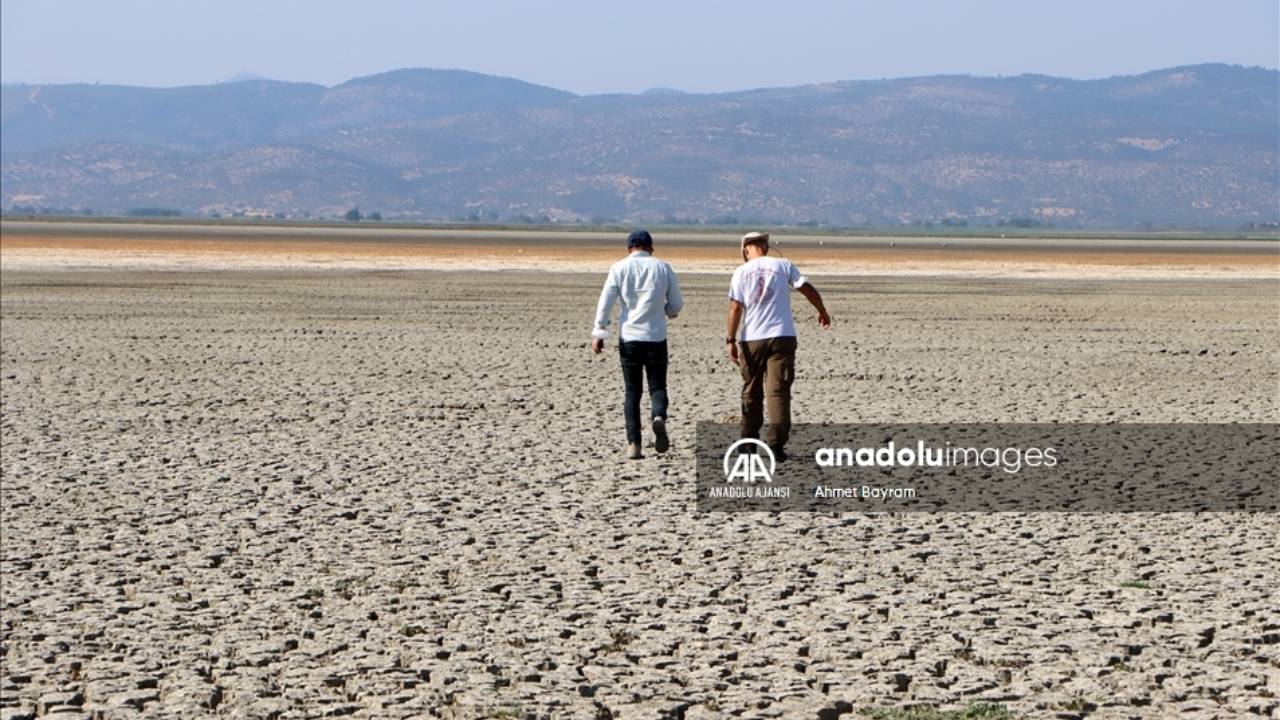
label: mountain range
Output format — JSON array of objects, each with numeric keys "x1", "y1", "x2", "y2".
[{"x1": 2, "y1": 64, "x2": 1277, "y2": 228}]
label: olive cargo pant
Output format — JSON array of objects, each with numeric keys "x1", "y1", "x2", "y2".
[{"x1": 738, "y1": 336, "x2": 797, "y2": 449}]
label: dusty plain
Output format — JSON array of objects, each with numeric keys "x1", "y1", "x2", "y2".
[{"x1": 1, "y1": 222, "x2": 1279, "y2": 719}]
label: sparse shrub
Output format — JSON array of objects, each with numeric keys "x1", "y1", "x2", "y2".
[{"x1": 859, "y1": 703, "x2": 1012, "y2": 720}]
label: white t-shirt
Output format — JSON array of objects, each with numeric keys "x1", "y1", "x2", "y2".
[{"x1": 728, "y1": 256, "x2": 808, "y2": 342}]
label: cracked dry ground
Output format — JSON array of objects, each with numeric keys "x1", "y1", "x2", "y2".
[{"x1": 1, "y1": 270, "x2": 1277, "y2": 720}]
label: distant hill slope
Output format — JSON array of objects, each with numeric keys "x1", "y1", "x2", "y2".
[{"x1": 2, "y1": 64, "x2": 1276, "y2": 227}]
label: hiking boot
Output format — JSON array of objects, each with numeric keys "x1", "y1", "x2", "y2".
[
  {"x1": 627, "y1": 443, "x2": 644, "y2": 460},
  {"x1": 652, "y1": 417, "x2": 669, "y2": 454}
]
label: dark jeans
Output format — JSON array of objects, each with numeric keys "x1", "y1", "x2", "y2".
[
  {"x1": 619, "y1": 340, "x2": 668, "y2": 444},
  {"x1": 739, "y1": 336, "x2": 797, "y2": 449}
]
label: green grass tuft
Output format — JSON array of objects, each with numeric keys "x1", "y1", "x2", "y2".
[{"x1": 859, "y1": 703, "x2": 1013, "y2": 720}]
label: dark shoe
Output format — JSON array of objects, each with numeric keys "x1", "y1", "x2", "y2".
[
  {"x1": 627, "y1": 443, "x2": 643, "y2": 460},
  {"x1": 652, "y1": 417, "x2": 669, "y2": 454},
  {"x1": 770, "y1": 446, "x2": 789, "y2": 463}
]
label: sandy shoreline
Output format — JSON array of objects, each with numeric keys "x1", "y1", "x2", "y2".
[{"x1": 3, "y1": 221, "x2": 1278, "y2": 279}]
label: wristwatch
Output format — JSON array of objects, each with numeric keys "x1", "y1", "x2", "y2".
[{"x1": 725, "y1": 337, "x2": 736, "y2": 344}]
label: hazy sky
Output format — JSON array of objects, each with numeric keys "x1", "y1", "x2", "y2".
[{"x1": 3, "y1": 1, "x2": 1276, "y2": 94}]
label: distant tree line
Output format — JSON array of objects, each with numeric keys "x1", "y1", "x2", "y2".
[
  {"x1": 997, "y1": 217, "x2": 1043, "y2": 228},
  {"x1": 344, "y1": 207, "x2": 382, "y2": 222},
  {"x1": 5, "y1": 205, "x2": 96, "y2": 217},
  {"x1": 912, "y1": 218, "x2": 971, "y2": 229}
]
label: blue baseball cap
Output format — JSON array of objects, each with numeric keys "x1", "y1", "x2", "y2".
[{"x1": 627, "y1": 228, "x2": 653, "y2": 248}]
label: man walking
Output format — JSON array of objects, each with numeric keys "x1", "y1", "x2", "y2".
[
  {"x1": 726, "y1": 231, "x2": 831, "y2": 460},
  {"x1": 592, "y1": 229, "x2": 684, "y2": 459}
]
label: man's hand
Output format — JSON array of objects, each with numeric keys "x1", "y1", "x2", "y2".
[
  {"x1": 591, "y1": 337, "x2": 605, "y2": 354},
  {"x1": 727, "y1": 341, "x2": 739, "y2": 365},
  {"x1": 798, "y1": 283, "x2": 831, "y2": 329}
]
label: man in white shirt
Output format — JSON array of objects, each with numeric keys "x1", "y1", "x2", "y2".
[
  {"x1": 592, "y1": 229, "x2": 684, "y2": 459},
  {"x1": 726, "y1": 231, "x2": 831, "y2": 461}
]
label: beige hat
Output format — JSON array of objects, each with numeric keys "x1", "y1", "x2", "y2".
[
  {"x1": 741, "y1": 231, "x2": 770, "y2": 260},
  {"x1": 741, "y1": 231, "x2": 770, "y2": 247}
]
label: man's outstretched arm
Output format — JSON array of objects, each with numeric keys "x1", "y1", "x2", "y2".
[
  {"x1": 665, "y1": 266, "x2": 684, "y2": 319},
  {"x1": 591, "y1": 270, "x2": 619, "y2": 354},
  {"x1": 726, "y1": 300, "x2": 744, "y2": 365},
  {"x1": 797, "y1": 283, "x2": 832, "y2": 328}
]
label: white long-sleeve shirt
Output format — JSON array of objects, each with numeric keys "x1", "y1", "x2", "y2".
[{"x1": 592, "y1": 251, "x2": 683, "y2": 342}]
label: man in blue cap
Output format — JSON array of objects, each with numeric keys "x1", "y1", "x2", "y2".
[{"x1": 592, "y1": 229, "x2": 684, "y2": 459}]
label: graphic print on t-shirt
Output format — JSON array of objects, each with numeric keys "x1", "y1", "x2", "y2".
[{"x1": 751, "y1": 269, "x2": 776, "y2": 306}]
